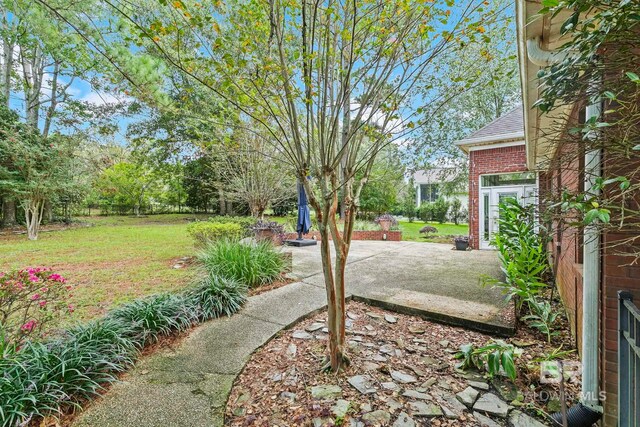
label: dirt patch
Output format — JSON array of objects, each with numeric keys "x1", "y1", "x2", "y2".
[
  {"x1": 226, "y1": 301, "x2": 578, "y2": 426},
  {"x1": 0, "y1": 222, "x2": 93, "y2": 236}
]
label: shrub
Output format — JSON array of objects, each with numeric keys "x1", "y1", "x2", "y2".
[
  {"x1": 353, "y1": 220, "x2": 379, "y2": 231},
  {"x1": 374, "y1": 214, "x2": 398, "y2": 227},
  {"x1": 449, "y1": 198, "x2": 467, "y2": 225},
  {"x1": 419, "y1": 225, "x2": 438, "y2": 235},
  {"x1": 417, "y1": 202, "x2": 433, "y2": 221},
  {"x1": 187, "y1": 221, "x2": 244, "y2": 246},
  {"x1": 198, "y1": 239, "x2": 285, "y2": 288},
  {"x1": 0, "y1": 268, "x2": 73, "y2": 346},
  {"x1": 207, "y1": 215, "x2": 255, "y2": 231},
  {"x1": 431, "y1": 197, "x2": 450, "y2": 224}
]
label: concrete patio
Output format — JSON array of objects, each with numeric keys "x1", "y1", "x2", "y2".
[{"x1": 285, "y1": 240, "x2": 510, "y2": 334}]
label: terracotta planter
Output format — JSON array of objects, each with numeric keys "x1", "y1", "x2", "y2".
[{"x1": 378, "y1": 219, "x2": 392, "y2": 232}]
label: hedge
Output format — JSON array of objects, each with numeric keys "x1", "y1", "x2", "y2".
[{"x1": 187, "y1": 221, "x2": 244, "y2": 246}]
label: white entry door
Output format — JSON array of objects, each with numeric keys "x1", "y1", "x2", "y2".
[{"x1": 479, "y1": 186, "x2": 524, "y2": 249}]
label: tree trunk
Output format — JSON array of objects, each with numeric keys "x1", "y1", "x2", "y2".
[
  {"x1": 23, "y1": 198, "x2": 44, "y2": 240},
  {"x1": 43, "y1": 200, "x2": 53, "y2": 223},
  {"x1": 218, "y1": 188, "x2": 225, "y2": 214},
  {"x1": 2, "y1": 197, "x2": 17, "y2": 227},
  {"x1": 134, "y1": 204, "x2": 140, "y2": 217},
  {"x1": 317, "y1": 197, "x2": 349, "y2": 372}
]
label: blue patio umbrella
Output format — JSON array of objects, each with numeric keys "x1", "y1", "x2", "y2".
[{"x1": 296, "y1": 181, "x2": 312, "y2": 238}]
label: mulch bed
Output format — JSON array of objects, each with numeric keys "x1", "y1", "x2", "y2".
[{"x1": 225, "y1": 301, "x2": 579, "y2": 426}]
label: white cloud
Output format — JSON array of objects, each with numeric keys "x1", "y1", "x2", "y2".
[{"x1": 81, "y1": 92, "x2": 131, "y2": 106}]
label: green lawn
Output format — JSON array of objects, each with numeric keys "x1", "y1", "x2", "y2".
[
  {"x1": 398, "y1": 220, "x2": 469, "y2": 243},
  {"x1": 0, "y1": 214, "x2": 468, "y2": 321},
  {"x1": 0, "y1": 214, "x2": 208, "y2": 321}
]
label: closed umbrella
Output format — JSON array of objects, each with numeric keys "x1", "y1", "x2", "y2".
[{"x1": 296, "y1": 181, "x2": 311, "y2": 239}]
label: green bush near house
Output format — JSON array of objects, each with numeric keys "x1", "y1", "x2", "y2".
[
  {"x1": 187, "y1": 221, "x2": 244, "y2": 246},
  {"x1": 483, "y1": 199, "x2": 559, "y2": 342},
  {"x1": 417, "y1": 198, "x2": 451, "y2": 224},
  {"x1": 198, "y1": 239, "x2": 286, "y2": 288}
]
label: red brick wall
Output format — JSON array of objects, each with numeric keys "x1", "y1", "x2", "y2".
[
  {"x1": 541, "y1": 141, "x2": 585, "y2": 351},
  {"x1": 468, "y1": 144, "x2": 528, "y2": 249},
  {"x1": 601, "y1": 233, "x2": 640, "y2": 425},
  {"x1": 599, "y1": 149, "x2": 640, "y2": 425},
  {"x1": 543, "y1": 140, "x2": 640, "y2": 426},
  {"x1": 284, "y1": 230, "x2": 402, "y2": 242}
]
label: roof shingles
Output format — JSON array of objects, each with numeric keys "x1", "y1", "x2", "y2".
[{"x1": 461, "y1": 105, "x2": 524, "y2": 142}]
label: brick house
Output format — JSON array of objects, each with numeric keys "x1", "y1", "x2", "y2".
[
  {"x1": 455, "y1": 106, "x2": 537, "y2": 250},
  {"x1": 517, "y1": 0, "x2": 640, "y2": 425}
]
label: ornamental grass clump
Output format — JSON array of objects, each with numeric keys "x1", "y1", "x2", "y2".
[
  {"x1": 197, "y1": 239, "x2": 285, "y2": 288},
  {"x1": 107, "y1": 294, "x2": 199, "y2": 346},
  {"x1": 186, "y1": 273, "x2": 247, "y2": 319}
]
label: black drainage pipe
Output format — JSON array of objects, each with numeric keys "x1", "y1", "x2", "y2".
[{"x1": 550, "y1": 403, "x2": 602, "y2": 427}]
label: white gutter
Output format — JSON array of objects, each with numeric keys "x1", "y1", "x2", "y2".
[
  {"x1": 582, "y1": 99, "x2": 602, "y2": 412},
  {"x1": 526, "y1": 37, "x2": 577, "y2": 66}
]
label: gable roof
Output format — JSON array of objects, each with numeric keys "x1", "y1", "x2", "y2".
[{"x1": 455, "y1": 105, "x2": 525, "y2": 151}]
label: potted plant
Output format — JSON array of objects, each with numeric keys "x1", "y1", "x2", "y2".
[
  {"x1": 250, "y1": 220, "x2": 285, "y2": 245},
  {"x1": 454, "y1": 235, "x2": 469, "y2": 251},
  {"x1": 374, "y1": 214, "x2": 397, "y2": 232}
]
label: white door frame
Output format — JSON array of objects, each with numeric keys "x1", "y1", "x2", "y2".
[{"x1": 478, "y1": 172, "x2": 538, "y2": 250}]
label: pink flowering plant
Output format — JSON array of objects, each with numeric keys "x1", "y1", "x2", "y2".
[{"x1": 0, "y1": 267, "x2": 73, "y2": 345}]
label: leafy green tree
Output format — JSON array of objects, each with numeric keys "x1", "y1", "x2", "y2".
[
  {"x1": 408, "y1": 0, "x2": 520, "y2": 173},
  {"x1": 401, "y1": 178, "x2": 418, "y2": 222},
  {"x1": 358, "y1": 147, "x2": 405, "y2": 217},
  {"x1": 449, "y1": 198, "x2": 466, "y2": 225},
  {"x1": 97, "y1": 162, "x2": 158, "y2": 216},
  {"x1": 182, "y1": 156, "x2": 222, "y2": 213},
  {"x1": 432, "y1": 197, "x2": 450, "y2": 224}
]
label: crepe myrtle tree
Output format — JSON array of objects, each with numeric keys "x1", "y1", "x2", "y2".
[
  {"x1": 37, "y1": 0, "x2": 498, "y2": 371},
  {"x1": 0, "y1": 106, "x2": 75, "y2": 240},
  {"x1": 225, "y1": 128, "x2": 294, "y2": 220}
]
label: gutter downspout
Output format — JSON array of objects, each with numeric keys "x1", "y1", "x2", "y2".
[
  {"x1": 525, "y1": 36, "x2": 603, "y2": 425},
  {"x1": 581, "y1": 98, "x2": 602, "y2": 412},
  {"x1": 526, "y1": 37, "x2": 577, "y2": 66}
]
